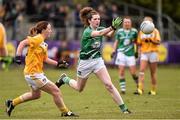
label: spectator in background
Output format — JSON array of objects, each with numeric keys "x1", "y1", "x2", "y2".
[
  {"x1": 52, "y1": 5, "x2": 68, "y2": 40},
  {"x1": 135, "y1": 16, "x2": 161, "y2": 95},
  {"x1": 73, "y1": 4, "x2": 83, "y2": 40},
  {"x1": 39, "y1": 3, "x2": 54, "y2": 21},
  {"x1": 26, "y1": 0, "x2": 39, "y2": 15},
  {"x1": 3, "y1": 1, "x2": 24, "y2": 40},
  {"x1": 97, "y1": 4, "x2": 108, "y2": 27},
  {"x1": 112, "y1": 16, "x2": 139, "y2": 94},
  {"x1": 88, "y1": 0, "x2": 102, "y2": 9}
]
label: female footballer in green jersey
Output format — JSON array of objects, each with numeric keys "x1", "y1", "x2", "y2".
[
  {"x1": 56, "y1": 7, "x2": 131, "y2": 114},
  {"x1": 112, "y1": 16, "x2": 139, "y2": 94}
]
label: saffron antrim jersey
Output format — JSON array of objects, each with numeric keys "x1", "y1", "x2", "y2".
[
  {"x1": 115, "y1": 28, "x2": 138, "y2": 56},
  {"x1": 79, "y1": 26, "x2": 104, "y2": 60},
  {"x1": 0, "y1": 23, "x2": 6, "y2": 48},
  {"x1": 24, "y1": 34, "x2": 48, "y2": 75},
  {"x1": 137, "y1": 28, "x2": 161, "y2": 53}
]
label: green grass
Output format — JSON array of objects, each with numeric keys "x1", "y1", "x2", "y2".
[{"x1": 0, "y1": 65, "x2": 180, "y2": 119}]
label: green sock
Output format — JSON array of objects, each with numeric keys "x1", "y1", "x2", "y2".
[
  {"x1": 119, "y1": 104, "x2": 128, "y2": 112},
  {"x1": 63, "y1": 76, "x2": 71, "y2": 85},
  {"x1": 132, "y1": 74, "x2": 138, "y2": 84},
  {"x1": 119, "y1": 78, "x2": 126, "y2": 91}
]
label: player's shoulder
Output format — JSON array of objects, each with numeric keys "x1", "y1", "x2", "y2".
[
  {"x1": 131, "y1": 28, "x2": 138, "y2": 32},
  {"x1": 117, "y1": 28, "x2": 124, "y2": 33}
]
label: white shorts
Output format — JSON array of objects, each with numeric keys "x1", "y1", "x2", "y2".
[
  {"x1": 77, "y1": 57, "x2": 106, "y2": 79},
  {"x1": 140, "y1": 52, "x2": 159, "y2": 63},
  {"x1": 115, "y1": 52, "x2": 136, "y2": 66},
  {"x1": 25, "y1": 73, "x2": 50, "y2": 90}
]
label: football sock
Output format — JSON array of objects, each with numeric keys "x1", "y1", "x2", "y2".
[
  {"x1": 63, "y1": 76, "x2": 71, "y2": 85},
  {"x1": 132, "y1": 74, "x2": 138, "y2": 84},
  {"x1": 119, "y1": 78, "x2": 126, "y2": 92},
  {"x1": 138, "y1": 82, "x2": 143, "y2": 90},
  {"x1": 119, "y1": 104, "x2": 128, "y2": 112},
  {"x1": 60, "y1": 106, "x2": 69, "y2": 113},
  {"x1": 151, "y1": 84, "x2": 156, "y2": 92},
  {"x1": 12, "y1": 96, "x2": 24, "y2": 106}
]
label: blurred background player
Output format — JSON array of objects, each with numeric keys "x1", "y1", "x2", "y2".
[
  {"x1": 112, "y1": 16, "x2": 138, "y2": 94},
  {"x1": 55, "y1": 7, "x2": 131, "y2": 114},
  {"x1": 5, "y1": 21, "x2": 77, "y2": 117},
  {"x1": 134, "y1": 16, "x2": 161, "y2": 95},
  {"x1": 0, "y1": 22, "x2": 13, "y2": 70}
]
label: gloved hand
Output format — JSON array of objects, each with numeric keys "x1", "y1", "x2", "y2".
[
  {"x1": 57, "y1": 60, "x2": 69, "y2": 68},
  {"x1": 14, "y1": 56, "x2": 21, "y2": 65},
  {"x1": 111, "y1": 17, "x2": 122, "y2": 30}
]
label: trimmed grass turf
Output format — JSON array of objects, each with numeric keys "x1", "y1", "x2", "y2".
[{"x1": 0, "y1": 65, "x2": 180, "y2": 119}]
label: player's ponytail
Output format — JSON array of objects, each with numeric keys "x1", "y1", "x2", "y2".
[
  {"x1": 80, "y1": 7, "x2": 98, "y2": 26},
  {"x1": 29, "y1": 26, "x2": 37, "y2": 36},
  {"x1": 29, "y1": 21, "x2": 49, "y2": 36}
]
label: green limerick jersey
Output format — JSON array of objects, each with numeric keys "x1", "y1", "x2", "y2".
[
  {"x1": 79, "y1": 26, "x2": 104, "y2": 60},
  {"x1": 115, "y1": 28, "x2": 138, "y2": 56}
]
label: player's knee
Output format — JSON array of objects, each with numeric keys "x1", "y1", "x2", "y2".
[
  {"x1": 32, "y1": 92, "x2": 41, "y2": 99},
  {"x1": 52, "y1": 88, "x2": 60, "y2": 97},
  {"x1": 139, "y1": 72, "x2": 145, "y2": 77},
  {"x1": 105, "y1": 83, "x2": 113, "y2": 92}
]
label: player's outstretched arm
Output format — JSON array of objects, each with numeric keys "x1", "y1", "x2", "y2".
[
  {"x1": 44, "y1": 58, "x2": 69, "y2": 68},
  {"x1": 15, "y1": 39, "x2": 29, "y2": 64}
]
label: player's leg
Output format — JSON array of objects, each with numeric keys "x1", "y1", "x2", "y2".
[
  {"x1": 149, "y1": 62, "x2": 157, "y2": 95},
  {"x1": 5, "y1": 89, "x2": 41, "y2": 117},
  {"x1": 41, "y1": 80, "x2": 78, "y2": 117},
  {"x1": 148, "y1": 52, "x2": 159, "y2": 95},
  {"x1": 115, "y1": 52, "x2": 126, "y2": 94},
  {"x1": 56, "y1": 73, "x2": 88, "y2": 92},
  {"x1": 56, "y1": 58, "x2": 93, "y2": 92},
  {"x1": 136, "y1": 60, "x2": 148, "y2": 95},
  {"x1": 127, "y1": 56, "x2": 138, "y2": 88},
  {"x1": 118, "y1": 65, "x2": 126, "y2": 94},
  {"x1": 129, "y1": 66, "x2": 138, "y2": 84},
  {"x1": 95, "y1": 67, "x2": 131, "y2": 114}
]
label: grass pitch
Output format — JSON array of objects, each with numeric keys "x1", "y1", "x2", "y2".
[{"x1": 0, "y1": 65, "x2": 180, "y2": 119}]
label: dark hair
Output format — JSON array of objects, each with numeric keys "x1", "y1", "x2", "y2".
[
  {"x1": 79, "y1": 7, "x2": 98, "y2": 26},
  {"x1": 123, "y1": 16, "x2": 131, "y2": 20},
  {"x1": 29, "y1": 21, "x2": 49, "y2": 36}
]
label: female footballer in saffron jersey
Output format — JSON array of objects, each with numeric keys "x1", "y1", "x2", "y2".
[
  {"x1": 135, "y1": 16, "x2": 161, "y2": 95},
  {"x1": 5, "y1": 21, "x2": 77, "y2": 117}
]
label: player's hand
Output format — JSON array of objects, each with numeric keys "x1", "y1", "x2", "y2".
[
  {"x1": 14, "y1": 56, "x2": 21, "y2": 65},
  {"x1": 111, "y1": 17, "x2": 122, "y2": 30},
  {"x1": 57, "y1": 60, "x2": 69, "y2": 68},
  {"x1": 135, "y1": 52, "x2": 138, "y2": 59}
]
